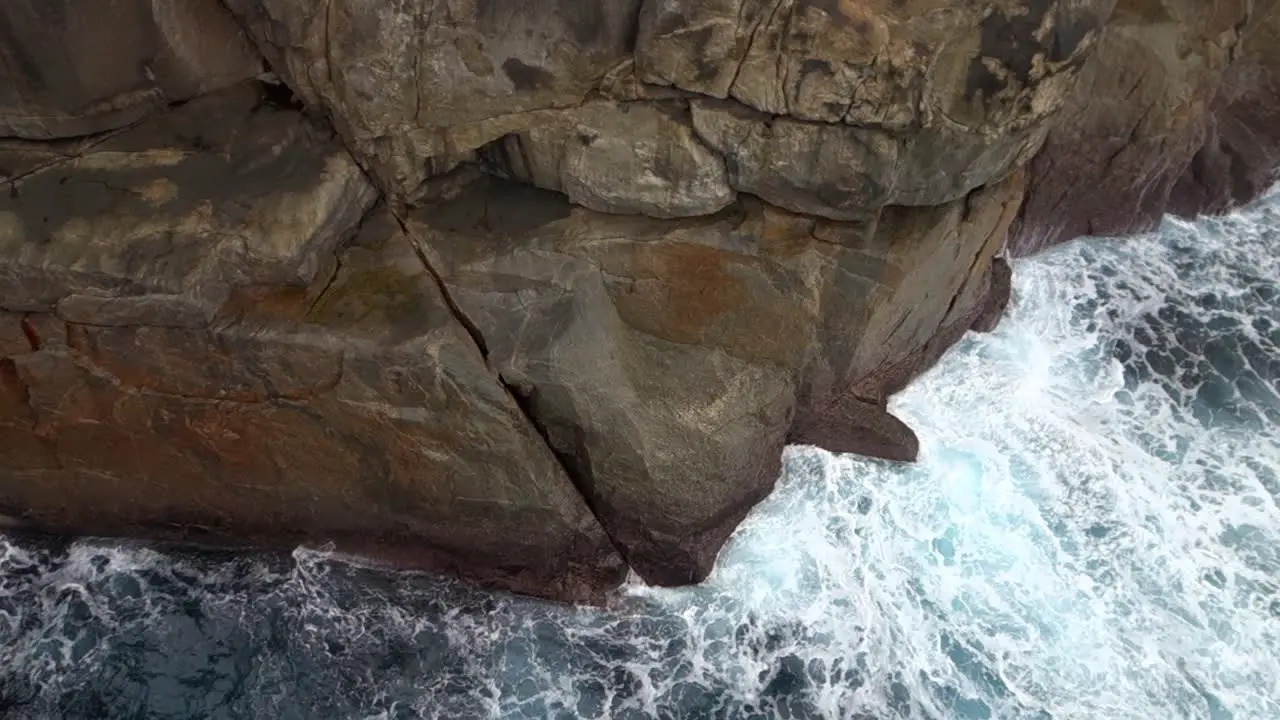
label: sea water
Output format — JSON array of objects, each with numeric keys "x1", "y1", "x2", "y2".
[{"x1": 2, "y1": 189, "x2": 1278, "y2": 719}]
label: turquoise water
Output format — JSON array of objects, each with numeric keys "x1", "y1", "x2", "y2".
[{"x1": 2, "y1": 189, "x2": 1278, "y2": 719}]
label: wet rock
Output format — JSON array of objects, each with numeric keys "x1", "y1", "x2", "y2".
[
  {"x1": 1169, "y1": 1, "x2": 1280, "y2": 216},
  {"x1": 0, "y1": 82, "x2": 624, "y2": 603},
  {"x1": 0, "y1": 0, "x2": 262, "y2": 139},
  {"x1": 972, "y1": 257, "x2": 1014, "y2": 333},
  {"x1": 788, "y1": 394, "x2": 920, "y2": 462}
]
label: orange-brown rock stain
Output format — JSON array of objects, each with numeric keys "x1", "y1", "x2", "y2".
[{"x1": 603, "y1": 240, "x2": 810, "y2": 368}]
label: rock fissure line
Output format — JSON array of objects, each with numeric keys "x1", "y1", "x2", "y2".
[
  {"x1": 388, "y1": 202, "x2": 636, "y2": 580},
  {"x1": 18, "y1": 316, "x2": 40, "y2": 352},
  {"x1": 393, "y1": 213, "x2": 489, "y2": 360},
  {"x1": 497, "y1": 375, "x2": 639, "y2": 576}
]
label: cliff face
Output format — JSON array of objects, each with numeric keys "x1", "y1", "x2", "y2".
[
  {"x1": 1012, "y1": 0, "x2": 1280, "y2": 254},
  {"x1": 1, "y1": 0, "x2": 1277, "y2": 602}
]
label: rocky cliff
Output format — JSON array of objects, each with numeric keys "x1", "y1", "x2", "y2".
[{"x1": 2, "y1": 0, "x2": 1278, "y2": 603}]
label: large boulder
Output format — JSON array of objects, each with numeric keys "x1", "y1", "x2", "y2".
[
  {"x1": 408, "y1": 168, "x2": 1022, "y2": 585},
  {"x1": 0, "y1": 83, "x2": 624, "y2": 602},
  {"x1": 0, "y1": 0, "x2": 262, "y2": 139}
]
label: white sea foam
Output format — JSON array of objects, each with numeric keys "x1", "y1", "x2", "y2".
[
  {"x1": 2, "y1": 190, "x2": 1278, "y2": 719},
  {"x1": 648, "y1": 187, "x2": 1280, "y2": 719}
]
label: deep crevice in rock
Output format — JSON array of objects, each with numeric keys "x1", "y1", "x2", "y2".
[
  {"x1": 18, "y1": 317, "x2": 40, "y2": 352},
  {"x1": 396, "y1": 220, "x2": 490, "y2": 360},
  {"x1": 389, "y1": 207, "x2": 633, "y2": 575},
  {"x1": 499, "y1": 378, "x2": 637, "y2": 573},
  {"x1": 255, "y1": 77, "x2": 305, "y2": 113}
]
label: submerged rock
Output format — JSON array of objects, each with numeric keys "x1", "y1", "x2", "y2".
[{"x1": 1, "y1": 0, "x2": 1278, "y2": 601}]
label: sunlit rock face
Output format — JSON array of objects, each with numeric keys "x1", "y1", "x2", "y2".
[{"x1": 1, "y1": 0, "x2": 1278, "y2": 601}]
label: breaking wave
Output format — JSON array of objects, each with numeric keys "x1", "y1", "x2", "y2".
[{"x1": 2, "y1": 189, "x2": 1278, "y2": 719}]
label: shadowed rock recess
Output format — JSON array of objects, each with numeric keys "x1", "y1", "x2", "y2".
[{"x1": 1, "y1": 0, "x2": 1278, "y2": 602}]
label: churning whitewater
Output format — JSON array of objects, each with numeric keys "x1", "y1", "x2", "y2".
[{"x1": 2, "y1": 190, "x2": 1279, "y2": 719}]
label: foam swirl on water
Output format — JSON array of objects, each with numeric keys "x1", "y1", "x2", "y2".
[{"x1": 2, "y1": 190, "x2": 1278, "y2": 719}]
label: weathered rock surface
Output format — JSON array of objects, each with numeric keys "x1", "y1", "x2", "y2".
[
  {"x1": 222, "y1": 0, "x2": 1106, "y2": 217},
  {"x1": 2, "y1": 0, "x2": 1280, "y2": 602},
  {"x1": 476, "y1": 99, "x2": 737, "y2": 219},
  {"x1": 0, "y1": 82, "x2": 624, "y2": 602},
  {"x1": 1170, "y1": 0, "x2": 1280, "y2": 216},
  {"x1": 409, "y1": 169, "x2": 1022, "y2": 584},
  {"x1": 0, "y1": 0, "x2": 262, "y2": 139},
  {"x1": 1010, "y1": 0, "x2": 1280, "y2": 255},
  {"x1": 221, "y1": 0, "x2": 646, "y2": 198}
]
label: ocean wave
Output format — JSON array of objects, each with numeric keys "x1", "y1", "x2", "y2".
[{"x1": 3, "y1": 191, "x2": 1278, "y2": 719}]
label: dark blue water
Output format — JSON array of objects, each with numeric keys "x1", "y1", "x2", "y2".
[{"x1": 2, "y1": 190, "x2": 1278, "y2": 719}]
